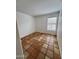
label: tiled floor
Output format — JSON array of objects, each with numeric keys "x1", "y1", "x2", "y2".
[{"x1": 21, "y1": 32, "x2": 61, "y2": 59}]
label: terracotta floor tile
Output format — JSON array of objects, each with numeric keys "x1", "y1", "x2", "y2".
[
  {"x1": 31, "y1": 45, "x2": 42, "y2": 51},
  {"x1": 53, "y1": 52, "x2": 61, "y2": 59},
  {"x1": 46, "y1": 37, "x2": 49, "y2": 39},
  {"x1": 54, "y1": 48, "x2": 60, "y2": 55},
  {"x1": 37, "y1": 52, "x2": 45, "y2": 59},
  {"x1": 24, "y1": 44, "x2": 31, "y2": 50},
  {"x1": 46, "y1": 39, "x2": 50, "y2": 43},
  {"x1": 49, "y1": 39, "x2": 54, "y2": 43},
  {"x1": 45, "y1": 41, "x2": 49, "y2": 44},
  {"x1": 21, "y1": 32, "x2": 61, "y2": 59},
  {"x1": 39, "y1": 36, "x2": 43, "y2": 39},
  {"x1": 45, "y1": 56, "x2": 50, "y2": 59},
  {"x1": 41, "y1": 40, "x2": 46, "y2": 43},
  {"x1": 48, "y1": 42, "x2": 54, "y2": 46},
  {"x1": 26, "y1": 47, "x2": 34, "y2": 53},
  {"x1": 54, "y1": 44, "x2": 59, "y2": 49},
  {"x1": 41, "y1": 47, "x2": 47, "y2": 54},
  {"x1": 54, "y1": 41, "x2": 58, "y2": 45},
  {"x1": 48, "y1": 45, "x2": 53, "y2": 51},
  {"x1": 32, "y1": 42, "x2": 43, "y2": 50},
  {"x1": 46, "y1": 50, "x2": 53, "y2": 58},
  {"x1": 38, "y1": 38, "x2": 42, "y2": 41},
  {"x1": 42, "y1": 44, "x2": 48, "y2": 48},
  {"x1": 27, "y1": 55, "x2": 36, "y2": 59},
  {"x1": 26, "y1": 47, "x2": 39, "y2": 58}
]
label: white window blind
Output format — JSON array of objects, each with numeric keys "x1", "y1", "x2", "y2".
[{"x1": 47, "y1": 17, "x2": 57, "y2": 31}]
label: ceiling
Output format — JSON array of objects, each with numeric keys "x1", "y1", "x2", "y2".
[{"x1": 16, "y1": 0, "x2": 62, "y2": 16}]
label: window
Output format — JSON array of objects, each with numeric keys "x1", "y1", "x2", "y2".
[{"x1": 47, "y1": 17, "x2": 57, "y2": 31}]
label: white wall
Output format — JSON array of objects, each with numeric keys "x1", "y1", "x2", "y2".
[
  {"x1": 16, "y1": 12, "x2": 35, "y2": 38},
  {"x1": 57, "y1": 10, "x2": 62, "y2": 56},
  {"x1": 34, "y1": 12, "x2": 59, "y2": 35},
  {"x1": 16, "y1": 24, "x2": 24, "y2": 59}
]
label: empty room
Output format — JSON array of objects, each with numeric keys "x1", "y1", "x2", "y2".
[{"x1": 16, "y1": 0, "x2": 62, "y2": 59}]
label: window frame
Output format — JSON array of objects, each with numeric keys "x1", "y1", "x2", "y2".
[{"x1": 47, "y1": 17, "x2": 57, "y2": 31}]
